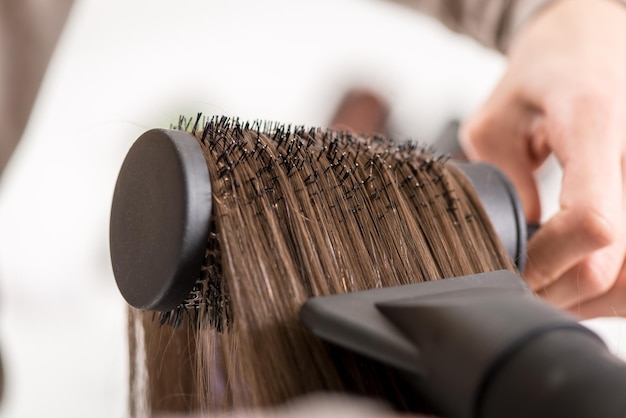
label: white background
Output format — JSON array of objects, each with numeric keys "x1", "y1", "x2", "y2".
[{"x1": 0, "y1": 0, "x2": 625, "y2": 417}]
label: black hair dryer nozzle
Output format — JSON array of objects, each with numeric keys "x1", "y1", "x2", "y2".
[{"x1": 301, "y1": 270, "x2": 626, "y2": 418}]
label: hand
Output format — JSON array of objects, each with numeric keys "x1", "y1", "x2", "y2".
[{"x1": 460, "y1": 0, "x2": 626, "y2": 318}]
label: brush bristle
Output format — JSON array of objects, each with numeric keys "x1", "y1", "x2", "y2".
[{"x1": 158, "y1": 114, "x2": 454, "y2": 329}]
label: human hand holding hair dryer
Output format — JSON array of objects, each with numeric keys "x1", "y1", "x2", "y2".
[{"x1": 461, "y1": 0, "x2": 626, "y2": 317}]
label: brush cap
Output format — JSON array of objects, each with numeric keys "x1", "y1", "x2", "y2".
[{"x1": 110, "y1": 129, "x2": 212, "y2": 311}]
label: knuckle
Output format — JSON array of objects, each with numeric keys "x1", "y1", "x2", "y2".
[
  {"x1": 549, "y1": 88, "x2": 617, "y2": 125},
  {"x1": 571, "y1": 90, "x2": 609, "y2": 108},
  {"x1": 576, "y1": 259, "x2": 615, "y2": 297},
  {"x1": 566, "y1": 78, "x2": 614, "y2": 103},
  {"x1": 576, "y1": 209, "x2": 616, "y2": 249}
]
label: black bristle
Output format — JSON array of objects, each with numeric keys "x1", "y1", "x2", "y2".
[
  {"x1": 152, "y1": 114, "x2": 448, "y2": 331},
  {"x1": 200, "y1": 122, "x2": 210, "y2": 144},
  {"x1": 192, "y1": 112, "x2": 202, "y2": 135},
  {"x1": 184, "y1": 116, "x2": 193, "y2": 132}
]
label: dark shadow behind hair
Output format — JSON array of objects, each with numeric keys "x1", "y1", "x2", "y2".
[{"x1": 128, "y1": 117, "x2": 515, "y2": 416}]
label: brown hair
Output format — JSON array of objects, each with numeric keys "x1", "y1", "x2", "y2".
[{"x1": 128, "y1": 116, "x2": 515, "y2": 416}]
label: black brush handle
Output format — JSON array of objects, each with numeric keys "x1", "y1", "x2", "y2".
[{"x1": 526, "y1": 222, "x2": 540, "y2": 241}]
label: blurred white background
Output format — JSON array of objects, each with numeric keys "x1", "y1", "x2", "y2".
[{"x1": 0, "y1": 0, "x2": 625, "y2": 417}]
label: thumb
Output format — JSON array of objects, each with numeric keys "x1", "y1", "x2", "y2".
[{"x1": 460, "y1": 101, "x2": 547, "y2": 224}]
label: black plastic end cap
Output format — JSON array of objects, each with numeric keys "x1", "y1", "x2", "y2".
[{"x1": 110, "y1": 129, "x2": 212, "y2": 311}]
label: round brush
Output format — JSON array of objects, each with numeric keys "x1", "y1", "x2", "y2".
[{"x1": 110, "y1": 120, "x2": 530, "y2": 321}]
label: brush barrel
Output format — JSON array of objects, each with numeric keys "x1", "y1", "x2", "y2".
[{"x1": 453, "y1": 162, "x2": 530, "y2": 272}]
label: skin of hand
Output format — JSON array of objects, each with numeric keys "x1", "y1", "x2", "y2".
[{"x1": 460, "y1": 0, "x2": 626, "y2": 318}]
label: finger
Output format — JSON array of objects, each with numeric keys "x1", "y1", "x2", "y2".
[
  {"x1": 567, "y1": 258, "x2": 626, "y2": 319},
  {"x1": 541, "y1": 150, "x2": 626, "y2": 315},
  {"x1": 525, "y1": 206, "x2": 622, "y2": 290},
  {"x1": 537, "y1": 239, "x2": 624, "y2": 308},
  {"x1": 524, "y1": 99, "x2": 624, "y2": 290},
  {"x1": 461, "y1": 96, "x2": 546, "y2": 223}
]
